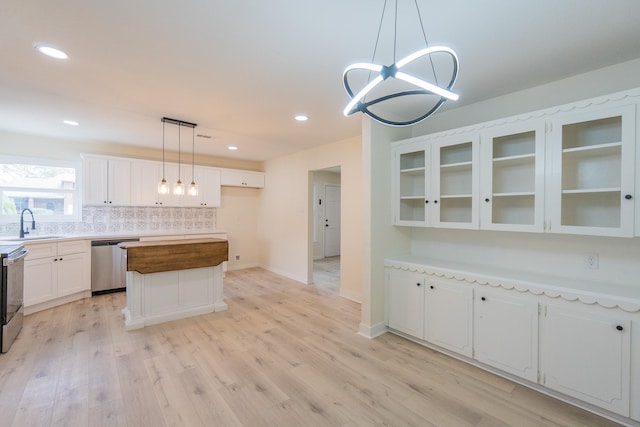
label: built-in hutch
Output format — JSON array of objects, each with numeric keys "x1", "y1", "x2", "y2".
[{"x1": 387, "y1": 88, "x2": 640, "y2": 425}]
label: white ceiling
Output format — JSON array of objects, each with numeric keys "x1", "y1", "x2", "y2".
[{"x1": 2, "y1": 1, "x2": 640, "y2": 162}]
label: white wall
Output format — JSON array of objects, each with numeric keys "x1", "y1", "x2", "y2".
[
  {"x1": 363, "y1": 57, "x2": 640, "y2": 333},
  {"x1": 257, "y1": 135, "x2": 362, "y2": 302},
  {"x1": 216, "y1": 186, "x2": 261, "y2": 270}
]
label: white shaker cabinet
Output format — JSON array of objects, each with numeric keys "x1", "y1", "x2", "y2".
[
  {"x1": 83, "y1": 156, "x2": 131, "y2": 205},
  {"x1": 539, "y1": 300, "x2": 631, "y2": 417},
  {"x1": 547, "y1": 105, "x2": 635, "y2": 236},
  {"x1": 387, "y1": 268, "x2": 424, "y2": 338},
  {"x1": 424, "y1": 277, "x2": 473, "y2": 357},
  {"x1": 221, "y1": 170, "x2": 265, "y2": 188},
  {"x1": 479, "y1": 121, "x2": 545, "y2": 232},
  {"x1": 431, "y1": 134, "x2": 480, "y2": 229},
  {"x1": 190, "y1": 166, "x2": 221, "y2": 207},
  {"x1": 473, "y1": 287, "x2": 539, "y2": 382},
  {"x1": 24, "y1": 239, "x2": 91, "y2": 314}
]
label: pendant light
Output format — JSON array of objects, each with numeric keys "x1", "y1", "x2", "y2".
[
  {"x1": 173, "y1": 123, "x2": 185, "y2": 196},
  {"x1": 157, "y1": 119, "x2": 169, "y2": 194},
  {"x1": 188, "y1": 125, "x2": 198, "y2": 196},
  {"x1": 342, "y1": 0, "x2": 459, "y2": 126}
]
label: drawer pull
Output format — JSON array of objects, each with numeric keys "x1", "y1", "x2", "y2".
[{"x1": 616, "y1": 325, "x2": 624, "y2": 331}]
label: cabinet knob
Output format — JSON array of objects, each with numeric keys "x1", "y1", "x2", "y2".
[
  {"x1": 425, "y1": 200, "x2": 429, "y2": 204},
  {"x1": 416, "y1": 283, "x2": 421, "y2": 287},
  {"x1": 616, "y1": 325, "x2": 624, "y2": 331},
  {"x1": 434, "y1": 200, "x2": 438, "y2": 204},
  {"x1": 624, "y1": 194, "x2": 632, "y2": 200},
  {"x1": 485, "y1": 198, "x2": 490, "y2": 202},
  {"x1": 59, "y1": 257, "x2": 63, "y2": 261},
  {"x1": 481, "y1": 296, "x2": 486, "y2": 301},
  {"x1": 109, "y1": 201, "x2": 112, "y2": 204},
  {"x1": 429, "y1": 285, "x2": 434, "y2": 289}
]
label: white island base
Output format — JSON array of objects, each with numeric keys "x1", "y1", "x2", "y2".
[{"x1": 123, "y1": 264, "x2": 226, "y2": 330}]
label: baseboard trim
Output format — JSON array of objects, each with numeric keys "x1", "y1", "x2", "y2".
[{"x1": 358, "y1": 321, "x2": 388, "y2": 339}]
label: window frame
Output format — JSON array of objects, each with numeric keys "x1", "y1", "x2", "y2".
[{"x1": 0, "y1": 155, "x2": 82, "y2": 223}]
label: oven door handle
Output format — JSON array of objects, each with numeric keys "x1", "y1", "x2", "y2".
[{"x1": 3, "y1": 249, "x2": 29, "y2": 266}]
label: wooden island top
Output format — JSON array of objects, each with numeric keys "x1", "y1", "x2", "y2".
[{"x1": 119, "y1": 238, "x2": 228, "y2": 274}]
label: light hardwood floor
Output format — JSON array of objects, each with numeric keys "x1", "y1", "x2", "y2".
[{"x1": 0, "y1": 268, "x2": 621, "y2": 427}]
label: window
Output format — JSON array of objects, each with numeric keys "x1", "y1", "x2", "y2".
[{"x1": 0, "y1": 158, "x2": 81, "y2": 222}]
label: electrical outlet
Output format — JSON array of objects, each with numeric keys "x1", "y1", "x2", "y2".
[
  {"x1": 584, "y1": 253, "x2": 599, "y2": 269},
  {"x1": 235, "y1": 255, "x2": 240, "y2": 260}
]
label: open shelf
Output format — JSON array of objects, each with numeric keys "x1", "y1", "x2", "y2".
[
  {"x1": 400, "y1": 151, "x2": 426, "y2": 170},
  {"x1": 440, "y1": 197, "x2": 473, "y2": 223},
  {"x1": 562, "y1": 116, "x2": 622, "y2": 150},
  {"x1": 492, "y1": 194, "x2": 535, "y2": 225},
  {"x1": 561, "y1": 192, "x2": 621, "y2": 228}
]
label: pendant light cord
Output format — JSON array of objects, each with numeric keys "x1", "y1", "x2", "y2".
[
  {"x1": 414, "y1": 0, "x2": 439, "y2": 85},
  {"x1": 191, "y1": 127, "x2": 195, "y2": 182},
  {"x1": 177, "y1": 124, "x2": 181, "y2": 180},
  {"x1": 162, "y1": 120, "x2": 166, "y2": 179}
]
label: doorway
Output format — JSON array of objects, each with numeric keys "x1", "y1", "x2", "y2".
[{"x1": 310, "y1": 167, "x2": 341, "y2": 294}]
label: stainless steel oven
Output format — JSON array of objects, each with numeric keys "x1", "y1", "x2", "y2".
[{"x1": 1, "y1": 244, "x2": 28, "y2": 353}]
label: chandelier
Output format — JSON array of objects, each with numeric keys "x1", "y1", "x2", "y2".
[{"x1": 342, "y1": 0, "x2": 459, "y2": 126}]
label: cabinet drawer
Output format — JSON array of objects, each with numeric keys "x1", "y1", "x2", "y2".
[
  {"x1": 57, "y1": 239, "x2": 89, "y2": 255},
  {"x1": 24, "y1": 242, "x2": 57, "y2": 260}
]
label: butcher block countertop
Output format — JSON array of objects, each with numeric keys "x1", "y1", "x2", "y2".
[{"x1": 119, "y1": 238, "x2": 228, "y2": 274}]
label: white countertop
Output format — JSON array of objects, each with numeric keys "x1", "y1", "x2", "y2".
[{"x1": 0, "y1": 229, "x2": 227, "y2": 245}]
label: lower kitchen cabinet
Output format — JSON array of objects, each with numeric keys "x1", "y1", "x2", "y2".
[
  {"x1": 384, "y1": 257, "x2": 640, "y2": 424},
  {"x1": 24, "y1": 239, "x2": 91, "y2": 314},
  {"x1": 424, "y1": 277, "x2": 473, "y2": 357},
  {"x1": 539, "y1": 300, "x2": 631, "y2": 417},
  {"x1": 474, "y1": 287, "x2": 539, "y2": 382},
  {"x1": 387, "y1": 268, "x2": 424, "y2": 338}
]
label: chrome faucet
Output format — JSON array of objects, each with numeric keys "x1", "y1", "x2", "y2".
[{"x1": 19, "y1": 208, "x2": 36, "y2": 238}]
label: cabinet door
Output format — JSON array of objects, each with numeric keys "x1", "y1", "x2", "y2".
[
  {"x1": 108, "y1": 159, "x2": 131, "y2": 205},
  {"x1": 24, "y1": 257, "x2": 56, "y2": 306},
  {"x1": 480, "y1": 122, "x2": 545, "y2": 232},
  {"x1": 188, "y1": 167, "x2": 221, "y2": 207},
  {"x1": 432, "y1": 134, "x2": 480, "y2": 229},
  {"x1": 57, "y1": 252, "x2": 89, "y2": 296},
  {"x1": 131, "y1": 160, "x2": 163, "y2": 206},
  {"x1": 474, "y1": 288, "x2": 538, "y2": 382},
  {"x1": 540, "y1": 301, "x2": 630, "y2": 416},
  {"x1": 548, "y1": 105, "x2": 636, "y2": 237},
  {"x1": 387, "y1": 268, "x2": 424, "y2": 338},
  {"x1": 392, "y1": 143, "x2": 430, "y2": 226},
  {"x1": 83, "y1": 157, "x2": 109, "y2": 205},
  {"x1": 424, "y1": 278, "x2": 473, "y2": 357}
]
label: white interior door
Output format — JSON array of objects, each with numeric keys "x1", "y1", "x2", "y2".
[{"x1": 324, "y1": 184, "x2": 341, "y2": 257}]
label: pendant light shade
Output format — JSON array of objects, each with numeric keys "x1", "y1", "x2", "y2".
[{"x1": 342, "y1": 0, "x2": 459, "y2": 127}]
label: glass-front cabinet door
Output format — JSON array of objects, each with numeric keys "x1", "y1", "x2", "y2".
[
  {"x1": 480, "y1": 122, "x2": 545, "y2": 232},
  {"x1": 432, "y1": 134, "x2": 479, "y2": 229},
  {"x1": 392, "y1": 142, "x2": 430, "y2": 226},
  {"x1": 548, "y1": 105, "x2": 636, "y2": 237}
]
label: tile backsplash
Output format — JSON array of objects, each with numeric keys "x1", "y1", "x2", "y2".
[{"x1": 1, "y1": 206, "x2": 216, "y2": 236}]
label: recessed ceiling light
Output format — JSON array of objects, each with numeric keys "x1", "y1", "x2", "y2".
[
  {"x1": 63, "y1": 120, "x2": 79, "y2": 126},
  {"x1": 34, "y1": 44, "x2": 69, "y2": 59},
  {"x1": 295, "y1": 115, "x2": 308, "y2": 122},
  {"x1": 228, "y1": 146, "x2": 238, "y2": 151}
]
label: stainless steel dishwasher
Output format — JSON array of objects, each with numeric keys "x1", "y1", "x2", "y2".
[{"x1": 91, "y1": 238, "x2": 139, "y2": 295}]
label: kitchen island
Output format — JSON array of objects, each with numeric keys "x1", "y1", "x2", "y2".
[{"x1": 119, "y1": 238, "x2": 228, "y2": 330}]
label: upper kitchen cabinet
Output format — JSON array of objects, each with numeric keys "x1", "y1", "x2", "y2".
[
  {"x1": 480, "y1": 121, "x2": 545, "y2": 232},
  {"x1": 431, "y1": 133, "x2": 480, "y2": 229},
  {"x1": 221, "y1": 170, "x2": 265, "y2": 188},
  {"x1": 82, "y1": 155, "x2": 131, "y2": 206},
  {"x1": 392, "y1": 141, "x2": 430, "y2": 226},
  {"x1": 548, "y1": 105, "x2": 636, "y2": 237},
  {"x1": 193, "y1": 166, "x2": 221, "y2": 207}
]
